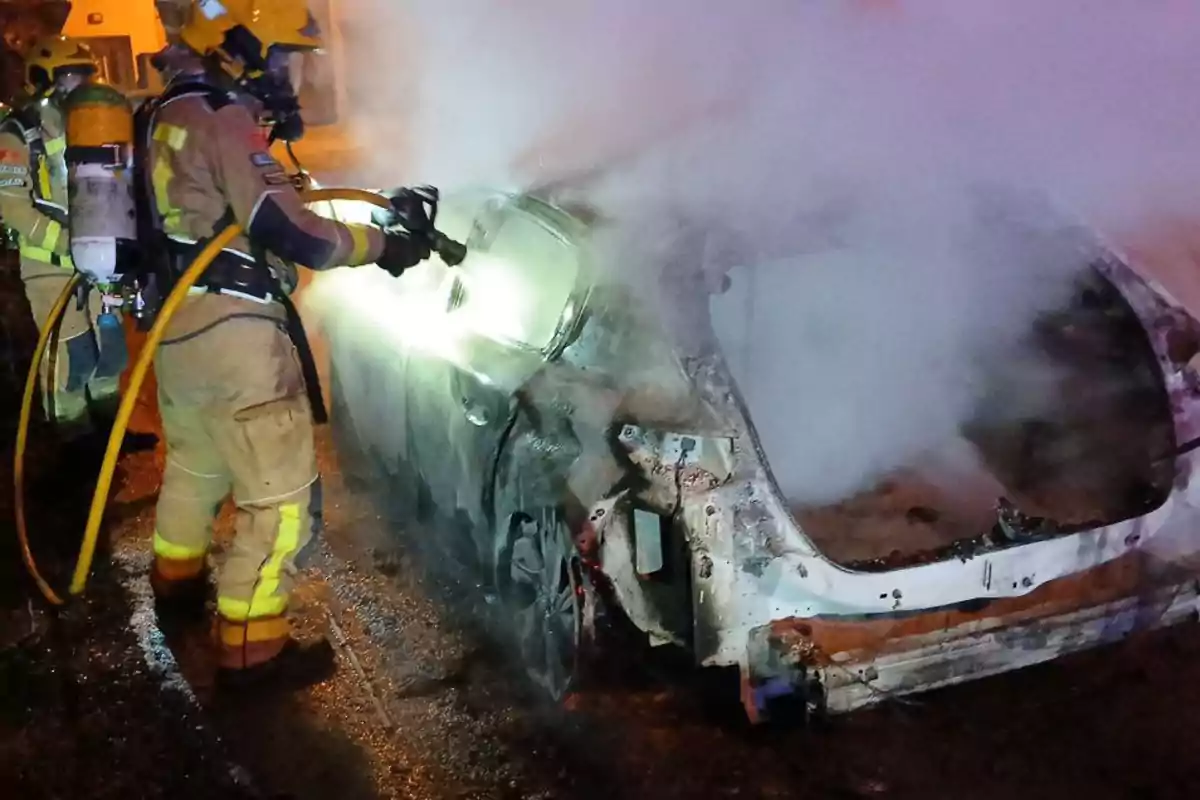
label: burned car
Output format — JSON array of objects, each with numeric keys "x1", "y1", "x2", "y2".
[{"x1": 309, "y1": 188, "x2": 1200, "y2": 722}]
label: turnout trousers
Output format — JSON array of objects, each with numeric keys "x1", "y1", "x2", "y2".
[
  {"x1": 22, "y1": 261, "x2": 126, "y2": 436},
  {"x1": 151, "y1": 314, "x2": 320, "y2": 671}
]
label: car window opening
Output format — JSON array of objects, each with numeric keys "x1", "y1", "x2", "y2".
[{"x1": 719, "y1": 259, "x2": 1176, "y2": 572}]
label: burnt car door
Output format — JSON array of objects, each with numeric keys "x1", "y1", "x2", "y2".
[{"x1": 401, "y1": 193, "x2": 590, "y2": 561}]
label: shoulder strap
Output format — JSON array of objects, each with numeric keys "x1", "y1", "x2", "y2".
[
  {"x1": 137, "y1": 78, "x2": 235, "y2": 232},
  {"x1": 136, "y1": 78, "x2": 229, "y2": 224},
  {"x1": 1, "y1": 104, "x2": 39, "y2": 141},
  {"x1": 0, "y1": 105, "x2": 46, "y2": 168},
  {"x1": 2, "y1": 105, "x2": 59, "y2": 213},
  {"x1": 158, "y1": 78, "x2": 235, "y2": 113},
  {"x1": 134, "y1": 94, "x2": 165, "y2": 234}
]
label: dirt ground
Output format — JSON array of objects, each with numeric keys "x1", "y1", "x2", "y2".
[{"x1": 2, "y1": 255, "x2": 1200, "y2": 799}]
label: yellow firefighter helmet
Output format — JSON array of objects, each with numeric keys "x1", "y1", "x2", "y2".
[
  {"x1": 25, "y1": 37, "x2": 98, "y2": 95},
  {"x1": 181, "y1": 0, "x2": 323, "y2": 76},
  {"x1": 179, "y1": 0, "x2": 322, "y2": 142}
]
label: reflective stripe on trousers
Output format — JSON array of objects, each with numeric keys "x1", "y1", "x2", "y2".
[
  {"x1": 216, "y1": 502, "x2": 302, "y2": 621},
  {"x1": 152, "y1": 317, "x2": 319, "y2": 626},
  {"x1": 154, "y1": 530, "x2": 208, "y2": 562}
]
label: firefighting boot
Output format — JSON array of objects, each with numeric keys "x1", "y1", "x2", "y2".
[
  {"x1": 151, "y1": 557, "x2": 210, "y2": 623},
  {"x1": 215, "y1": 639, "x2": 338, "y2": 692},
  {"x1": 214, "y1": 615, "x2": 337, "y2": 691}
]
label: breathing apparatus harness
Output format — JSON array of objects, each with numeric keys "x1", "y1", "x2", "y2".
[
  {"x1": 123, "y1": 38, "x2": 467, "y2": 420},
  {"x1": 132, "y1": 77, "x2": 236, "y2": 304},
  {"x1": 129, "y1": 73, "x2": 334, "y2": 420}
]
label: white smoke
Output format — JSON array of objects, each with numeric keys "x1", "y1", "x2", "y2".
[{"x1": 327, "y1": 0, "x2": 1200, "y2": 506}]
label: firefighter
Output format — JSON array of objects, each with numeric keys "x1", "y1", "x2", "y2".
[
  {"x1": 0, "y1": 38, "x2": 128, "y2": 442},
  {"x1": 143, "y1": 0, "x2": 431, "y2": 683}
]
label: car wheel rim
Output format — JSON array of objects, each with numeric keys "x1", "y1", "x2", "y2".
[{"x1": 508, "y1": 509, "x2": 581, "y2": 701}]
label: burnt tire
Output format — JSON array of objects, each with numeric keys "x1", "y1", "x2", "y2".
[{"x1": 496, "y1": 507, "x2": 584, "y2": 702}]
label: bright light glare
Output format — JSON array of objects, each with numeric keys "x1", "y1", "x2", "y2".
[
  {"x1": 308, "y1": 251, "x2": 544, "y2": 384},
  {"x1": 453, "y1": 253, "x2": 536, "y2": 344},
  {"x1": 307, "y1": 189, "x2": 570, "y2": 358},
  {"x1": 309, "y1": 263, "x2": 467, "y2": 363},
  {"x1": 306, "y1": 194, "x2": 513, "y2": 361}
]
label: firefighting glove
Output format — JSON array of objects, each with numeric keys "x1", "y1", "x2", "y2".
[
  {"x1": 372, "y1": 188, "x2": 469, "y2": 268},
  {"x1": 377, "y1": 230, "x2": 432, "y2": 278}
]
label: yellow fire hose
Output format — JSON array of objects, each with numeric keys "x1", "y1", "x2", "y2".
[{"x1": 14, "y1": 187, "x2": 392, "y2": 606}]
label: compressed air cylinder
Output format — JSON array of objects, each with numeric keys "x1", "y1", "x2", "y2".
[{"x1": 63, "y1": 82, "x2": 137, "y2": 287}]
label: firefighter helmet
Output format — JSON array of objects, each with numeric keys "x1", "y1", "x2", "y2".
[
  {"x1": 179, "y1": 0, "x2": 322, "y2": 142},
  {"x1": 25, "y1": 37, "x2": 98, "y2": 95},
  {"x1": 180, "y1": 0, "x2": 323, "y2": 75}
]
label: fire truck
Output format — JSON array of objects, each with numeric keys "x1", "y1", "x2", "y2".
[
  {"x1": 0, "y1": 0, "x2": 344, "y2": 120},
  {"x1": 60, "y1": 0, "x2": 166, "y2": 99},
  {"x1": 62, "y1": 0, "x2": 344, "y2": 117}
]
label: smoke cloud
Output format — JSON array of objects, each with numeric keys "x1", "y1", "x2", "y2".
[{"x1": 327, "y1": 0, "x2": 1200, "y2": 507}]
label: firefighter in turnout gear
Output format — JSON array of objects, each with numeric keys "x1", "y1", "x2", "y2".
[
  {"x1": 144, "y1": 0, "x2": 432, "y2": 682},
  {"x1": 0, "y1": 38, "x2": 128, "y2": 440}
]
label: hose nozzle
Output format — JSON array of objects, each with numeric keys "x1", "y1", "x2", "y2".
[
  {"x1": 431, "y1": 231, "x2": 467, "y2": 266},
  {"x1": 386, "y1": 185, "x2": 469, "y2": 267}
]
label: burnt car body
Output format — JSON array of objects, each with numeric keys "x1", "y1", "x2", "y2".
[{"x1": 311, "y1": 188, "x2": 1200, "y2": 722}]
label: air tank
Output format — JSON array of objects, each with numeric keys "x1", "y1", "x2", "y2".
[{"x1": 63, "y1": 81, "x2": 137, "y2": 290}]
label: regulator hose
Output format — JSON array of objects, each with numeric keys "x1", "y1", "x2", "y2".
[{"x1": 14, "y1": 188, "x2": 395, "y2": 603}]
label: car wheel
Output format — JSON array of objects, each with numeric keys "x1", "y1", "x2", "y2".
[{"x1": 500, "y1": 508, "x2": 583, "y2": 701}]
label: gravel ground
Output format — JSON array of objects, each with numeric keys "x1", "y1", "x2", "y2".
[
  {"x1": 0, "y1": 244, "x2": 1199, "y2": 800},
  {"x1": 3, "y1": 424, "x2": 1200, "y2": 800}
]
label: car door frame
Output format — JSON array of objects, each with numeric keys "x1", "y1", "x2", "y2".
[{"x1": 433, "y1": 193, "x2": 596, "y2": 567}]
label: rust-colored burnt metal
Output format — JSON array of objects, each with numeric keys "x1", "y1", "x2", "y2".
[{"x1": 772, "y1": 549, "x2": 1167, "y2": 664}]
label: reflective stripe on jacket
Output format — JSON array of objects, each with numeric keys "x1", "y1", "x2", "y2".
[
  {"x1": 146, "y1": 75, "x2": 386, "y2": 340},
  {"x1": 0, "y1": 101, "x2": 73, "y2": 268}
]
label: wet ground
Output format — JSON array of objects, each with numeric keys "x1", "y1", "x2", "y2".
[
  {"x1": 3, "y1": 263, "x2": 1200, "y2": 799},
  {"x1": 7, "y1": 420, "x2": 1200, "y2": 800}
]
